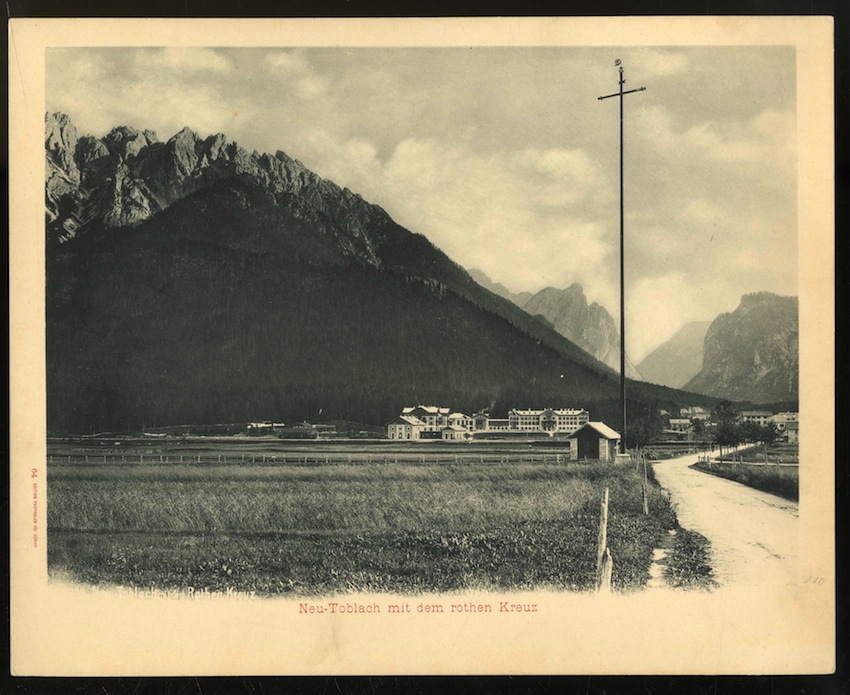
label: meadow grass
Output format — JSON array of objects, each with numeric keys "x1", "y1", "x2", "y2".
[
  {"x1": 48, "y1": 460, "x2": 678, "y2": 595},
  {"x1": 691, "y1": 461, "x2": 798, "y2": 502}
]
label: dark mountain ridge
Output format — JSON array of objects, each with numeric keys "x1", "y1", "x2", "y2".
[{"x1": 45, "y1": 113, "x2": 716, "y2": 433}]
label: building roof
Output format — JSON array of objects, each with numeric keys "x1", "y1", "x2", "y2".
[
  {"x1": 740, "y1": 410, "x2": 772, "y2": 417},
  {"x1": 569, "y1": 421, "x2": 621, "y2": 440},
  {"x1": 442, "y1": 425, "x2": 467, "y2": 432},
  {"x1": 402, "y1": 405, "x2": 451, "y2": 415},
  {"x1": 447, "y1": 412, "x2": 468, "y2": 420},
  {"x1": 510, "y1": 408, "x2": 587, "y2": 416},
  {"x1": 388, "y1": 415, "x2": 425, "y2": 426},
  {"x1": 669, "y1": 418, "x2": 691, "y2": 425}
]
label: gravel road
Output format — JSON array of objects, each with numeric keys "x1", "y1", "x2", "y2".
[{"x1": 651, "y1": 451, "x2": 799, "y2": 588}]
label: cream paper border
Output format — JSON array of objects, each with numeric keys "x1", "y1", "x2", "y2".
[{"x1": 9, "y1": 17, "x2": 835, "y2": 676}]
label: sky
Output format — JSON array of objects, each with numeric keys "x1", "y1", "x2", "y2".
[{"x1": 46, "y1": 46, "x2": 797, "y2": 362}]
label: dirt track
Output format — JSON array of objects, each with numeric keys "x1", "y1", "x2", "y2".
[{"x1": 651, "y1": 451, "x2": 798, "y2": 588}]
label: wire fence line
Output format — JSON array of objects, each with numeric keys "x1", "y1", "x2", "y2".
[{"x1": 46, "y1": 452, "x2": 580, "y2": 467}]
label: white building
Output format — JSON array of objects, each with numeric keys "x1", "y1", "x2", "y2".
[
  {"x1": 387, "y1": 415, "x2": 426, "y2": 440},
  {"x1": 669, "y1": 418, "x2": 692, "y2": 432},
  {"x1": 739, "y1": 410, "x2": 773, "y2": 427},
  {"x1": 446, "y1": 412, "x2": 474, "y2": 430},
  {"x1": 401, "y1": 405, "x2": 451, "y2": 432},
  {"x1": 680, "y1": 406, "x2": 711, "y2": 421},
  {"x1": 442, "y1": 425, "x2": 469, "y2": 440},
  {"x1": 507, "y1": 408, "x2": 589, "y2": 434},
  {"x1": 389, "y1": 405, "x2": 589, "y2": 439},
  {"x1": 770, "y1": 412, "x2": 799, "y2": 431}
]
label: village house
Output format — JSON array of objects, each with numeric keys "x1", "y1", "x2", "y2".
[
  {"x1": 568, "y1": 422, "x2": 621, "y2": 462},
  {"x1": 441, "y1": 425, "x2": 469, "y2": 440},
  {"x1": 401, "y1": 405, "x2": 450, "y2": 432},
  {"x1": 739, "y1": 410, "x2": 773, "y2": 427},
  {"x1": 669, "y1": 418, "x2": 692, "y2": 432},
  {"x1": 446, "y1": 412, "x2": 474, "y2": 430},
  {"x1": 246, "y1": 421, "x2": 287, "y2": 435},
  {"x1": 784, "y1": 420, "x2": 799, "y2": 444},
  {"x1": 472, "y1": 411, "x2": 510, "y2": 432},
  {"x1": 680, "y1": 406, "x2": 711, "y2": 421},
  {"x1": 770, "y1": 411, "x2": 799, "y2": 432},
  {"x1": 386, "y1": 415, "x2": 426, "y2": 440}
]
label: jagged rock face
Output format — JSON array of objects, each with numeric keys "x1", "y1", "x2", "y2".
[
  {"x1": 46, "y1": 112, "x2": 80, "y2": 184},
  {"x1": 684, "y1": 293, "x2": 798, "y2": 403},
  {"x1": 45, "y1": 113, "x2": 83, "y2": 240},
  {"x1": 637, "y1": 321, "x2": 711, "y2": 389},
  {"x1": 104, "y1": 125, "x2": 159, "y2": 158},
  {"x1": 468, "y1": 269, "x2": 642, "y2": 378},
  {"x1": 520, "y1": 284, "x2": 643, "y2": 379},
  {"x1": 44, "y1": 112, "x2": 386, "y2": 266},
  {"x1": 76, "y1": 135, "x2": 110, "y2": 164}
]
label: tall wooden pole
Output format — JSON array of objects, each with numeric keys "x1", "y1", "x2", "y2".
[{"x1": 598, "y1": 61, "x2": 646, "y2": 454}]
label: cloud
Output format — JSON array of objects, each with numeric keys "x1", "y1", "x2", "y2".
[
  {"x1": 264, "y1": 50, "x2": 308, "y2": 73},
  {"x1": 263, "y1": 50, "x2": 329, "y2": 99},
  {"x1": 637, "y1": 104, "x2": 795, "y2": 174},
  {"x1": 679, "y1": 199, "x2": 725, "y2": 226},
  {"x1": 293, "y1": 76, "x2": 328, "y2": 99},
  {"x1": 298, "y1": 132, "x2": 619, "y2": 312},
  {"x1": 630, "y1": 48, "x2": 689, "y2": 77},
  {"x1": 134, "y1": 48, "x2": 234, "y2": 74},
  {"x1": 627, "y1": 272, "x2": 737, "y2": 362},
  {"x1": 48, "y1": 50, "x2": 256, "y2": 144}
]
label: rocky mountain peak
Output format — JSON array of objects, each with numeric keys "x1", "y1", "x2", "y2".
[
  {"x1": 76, "y1": 135, "x2": 111, "y2": 164},
  {"x1": 45, "y1": 111, "x2": 80, "y2": 184},
  {"x1": 684, "y1": 293, "x2": 797, "y2": 402},
  {"x1": 172, "y1": 125, "x2": 200, "y2": 142},
  {"x1": 104, "y1": 125, "x2": 158, "y2": 159},
  {"x1": 43, "y1": 113, "x2": 391, "y2": 268},
  {"x1": 203, "y1": 132, "x2": 230, "y2": 160}
]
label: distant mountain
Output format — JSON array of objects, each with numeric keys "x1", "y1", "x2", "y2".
[
  {"x1": 521, "y1": 285, "x2": 643, "y2": 380},
  {"x1": 684, "y1": 293, "x2": 798, "y2": 403},
  {"x1": 45, "y1": 113, "x2": 709, "y2": 433},
  {"x1": 467, "y1": 268, "x2": 533, "y2": 306},
  {"x1": 638, "y1": 321, "x2": 711, "y2": 389},
  {"x1": 468, "y1": 270, "x2": 641, "y2": 379}
]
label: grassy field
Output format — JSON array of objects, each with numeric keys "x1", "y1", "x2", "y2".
[
  {"x1": 691, "y1": 460, "x2": 798, "y2": 501},
  {"x1": 46, "y1": 448, "x2": 695, "y2": 596},
  {"x1": 731, "y1": 442, "x2": 798, "y2": 465}
]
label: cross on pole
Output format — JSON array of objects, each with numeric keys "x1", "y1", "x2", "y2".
[{"x1": 598, "y1": 60, "x2": 646, "y2": 455}]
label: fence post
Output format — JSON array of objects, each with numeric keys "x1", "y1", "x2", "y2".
[
  {"x1": 642, "y1": 454, "x2": 649, "y2": 516},
  {"x1": 600, "y1": 547, "x2": 613, "y2": 592},
  {"x1": 595, "y1": 487, "x2": 610, "y2": 591}
]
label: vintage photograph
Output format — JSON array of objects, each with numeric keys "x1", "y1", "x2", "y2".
[{"x1": 11, "y1": 18, "x2": 834, "y2": 675}]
